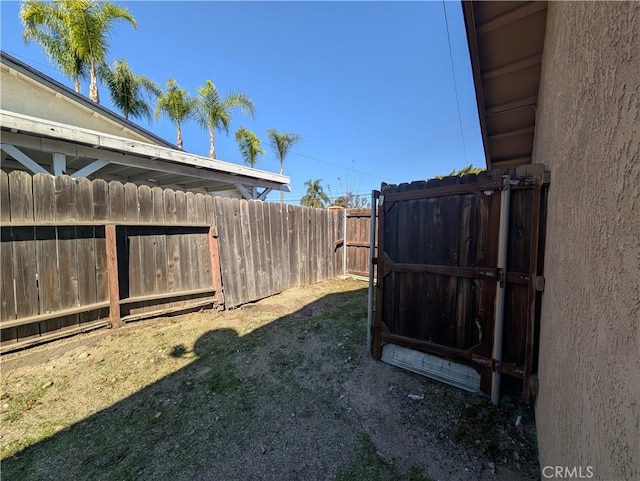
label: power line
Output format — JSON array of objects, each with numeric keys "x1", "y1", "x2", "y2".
[
  {"x1": 290, "y1": 151, "x2": 386, "y2": 180},
  {"x1": 442, "y1": 0, "x2": 468, "y2": 165}
]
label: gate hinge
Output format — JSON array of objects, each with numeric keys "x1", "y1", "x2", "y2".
[
  {"x1": 497, "y1": 268, "x2": 505, "y2": 288},
  {"x1": 472, "y1": 355, "x2": 502, "y2": 373}
]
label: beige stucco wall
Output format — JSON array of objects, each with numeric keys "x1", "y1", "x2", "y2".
[
  {"x1": 0, "y1": 65, "x2": 155, "y2": 143},
  {"x1": 533, "y1": 2, "x2": 640, "y2": 480}
]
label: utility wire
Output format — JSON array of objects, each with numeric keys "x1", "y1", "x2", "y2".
[
  {"x1": 291, "y1": 151, "x2": 386, "y2": 180},
  {"x1": 442, "y1": 0, "x2": 467, "y2": 165}
]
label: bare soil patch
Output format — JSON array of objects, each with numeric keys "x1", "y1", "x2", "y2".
[{"x1": 1, "y1": 278, "x2": 539, "y2": 480}]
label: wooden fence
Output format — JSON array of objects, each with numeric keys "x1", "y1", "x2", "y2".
[
  {"x1": 0, "y1": 170, "x2": 346, "y2": 352},
  {"x1": 345, "y1": 208, "x2": 375, "y2": 278},
  {"x1": 213, "y1": 199, "x2": 343, "y2": 308},
  {"x1": 0, "y1": 170, "x2": 222, "y2": 353}
]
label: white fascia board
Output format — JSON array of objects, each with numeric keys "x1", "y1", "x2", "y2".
[{"x1": 0, "y1": 110, "x2": 290, "y2": 186}]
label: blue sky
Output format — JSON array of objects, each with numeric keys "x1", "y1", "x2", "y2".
[{"x1": 0, "y1": 1, "x2": 486, "y2": 204}]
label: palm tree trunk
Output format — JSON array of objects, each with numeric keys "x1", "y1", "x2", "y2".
[
  {"x1": 176, "y1": 123, "x2": 183, "y2": 150},
  {"x1": 209, "y1": 130, "x2": 215, "y2": 159},
  {"x1": 89, "y1": 64, "x2": 100, "y2": 103},
  {"x1": 74, "y1": 76, "x2": 81, "y2": 94}
]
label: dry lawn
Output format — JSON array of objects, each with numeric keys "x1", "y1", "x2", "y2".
[{"x1": 0, "y1": 278, "x2": 539, "y2": 480}]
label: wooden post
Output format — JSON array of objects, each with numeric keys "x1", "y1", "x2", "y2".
[
  {"x1": 209, "y1": 224, "x2": 224, "y2": 307},
  {"x1": 105, "y1": 224, "x2": 122, "y2": 327}
]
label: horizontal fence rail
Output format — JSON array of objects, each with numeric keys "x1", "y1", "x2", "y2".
[
  {"x1": 0, "y1": 170, "x2": 348, "y2": 353},
  {"x1": 0, "y1": 170, "x2": 222, "y2": 353}
]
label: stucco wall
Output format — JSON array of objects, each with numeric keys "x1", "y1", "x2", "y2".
[
  {"x1": 1, "y1": 66, "x2": 155, "y2": 143},
  {"x1": 533, "y1": 2, "x2": 639, "y2": 480}
]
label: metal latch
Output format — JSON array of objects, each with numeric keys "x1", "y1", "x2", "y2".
[{"x1": 497, "y1": 267, "x2": 505, "y2": 288}]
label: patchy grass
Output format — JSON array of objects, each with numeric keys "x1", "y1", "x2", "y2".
[{"x1": 0, "y1": 278, "x2": 539, "y2": 481}]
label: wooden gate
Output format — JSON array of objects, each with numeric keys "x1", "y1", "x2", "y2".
[{"x1": 373, "y1": 167, "x2": 548, "y2": 401}]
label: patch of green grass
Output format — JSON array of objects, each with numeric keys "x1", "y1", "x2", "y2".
[{"x1": 2, "y1": 383, "x2": 49, "y2": 423}]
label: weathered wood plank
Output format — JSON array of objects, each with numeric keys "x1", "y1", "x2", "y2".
[
  {"x1": 175, "y1": 190, "x2": 187, "y2": 223},
  {"x1": 75, "y1": 177, "x2": 98, "y2": 326},
  {"x1": 287, "y1": 205, "x2": 300, "y2": 288},
  {"x1": 105, "y1": 224, "x2": 121, "y2": 327},
  {"x1": 240, "y1": 200, "x2": 257, "y2": 301},
  {"x1": 34, "y1": 175, "x2": 60, "y2": 335},
  {"x1": 260, "y1": 201, "x2": 275, "y2": 296},
  {"x1": 0, "y1": 227, "x2": 16, "y2": 323},
  {"x1": 214, "y1": 197, "x2": 236, "y2": 307},
  {"x1": 8, "y1": 173, "x2": 38, "y2": 341},
  {"x1": 152, "y1": 187, "x2": 168, "y2": 293},
  {"x1": 0, "y1": 170, "x2": 9, "y2": 223},
  {"x1": 54, "y1": 175, "x2": 79, "y2": 334},
  {"x1": 93, "y1": 180, "x2": 109, "y2": 305},
  {"x1": 138, "y1": 185, "x2": 155, "y2": 297},
  {"x1": 9, "y1": 171, "x2": 34, "y2": 222},
  {"x1": 108, "y1": 181, "x2": 125, "y2": 221},
  {"x1": 249, "y1": 201, "x2": 265, "y2": 299},
  {"x1": 33, "y1": 173, "x2": 55, "y2": 223}
]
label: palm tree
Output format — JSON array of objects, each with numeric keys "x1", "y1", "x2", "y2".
[
  {"x1": 155, "y1": 78, "x2": 196, "y2": 150},
  {"x1": 99, "y1": 60, "x2": 161, "y2": 121},
  {"x1": 235, "y1": 127, "x2": 264, "y2": 168},
  {"x1": 196, "y1": 80, "x2": 255, "y2": 159},
  {"x1": 266, "y1": 129, "x2": 301, "y2": 204},
  {"x1": 20, "y1": 0, "x2": 87, "y2": 93},
  {"x1": 301, "y1": 179, "x2": 330, "y2": 208},
  {"x1": 20, "y1": 0, "x2": 137, "y2": 103}
]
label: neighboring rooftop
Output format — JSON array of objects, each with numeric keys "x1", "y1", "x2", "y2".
[{"x1": 0, "y1": 51, "x2": 290, "y2": 199}]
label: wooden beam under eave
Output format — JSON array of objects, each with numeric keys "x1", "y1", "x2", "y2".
[
  {"x1": 476, "y1": 2, "x2": 547, "y2": 35},
  {"x1": 481, "y1": 54, "x2": 542, "y2": 81}
]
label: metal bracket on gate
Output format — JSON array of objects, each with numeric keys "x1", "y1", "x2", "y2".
[
  {"x1": 497, "y1": 267, "x2": 506, "y2": 288},
  {"x1": 472, "y1": 354, "x2": 502, "y2": 373}
]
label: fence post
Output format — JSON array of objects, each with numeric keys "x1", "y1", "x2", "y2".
[
  {"x1": 209, "y1": 224, "x2": 224, "y2": 308},
  {"x1": 105, "y1": 224, "x2": 122, "y2": 327},
  {"x1": 343, "y1": 208, "x2": 348, "y2": 277}
]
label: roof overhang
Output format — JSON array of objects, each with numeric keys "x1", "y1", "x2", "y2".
[
  {"x1": 0, "y1": 110, "x2": 290, "y2": 196},
  {"x1": 1, "y1": 50, "x2": 176, "y2": 149},
  {"x1": 462, "y1": 1, "x2": 548, "y2": 170}
]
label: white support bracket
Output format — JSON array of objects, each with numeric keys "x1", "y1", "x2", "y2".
[
  {"x1": 257, "y1": 188, "x2": 272, "y2": 201},
  {"x1": 0, "y1": 143, "x2": 50, "y2": 175},
  {"x1": 70, "y1": 159, "x2": 109, "y2": 179},
  {"x1": 52, "y1": 152, "x2": 66, "y2": 175},
  {"x1": 235, "y1": 183, "x2": 254, "y2": 200}
]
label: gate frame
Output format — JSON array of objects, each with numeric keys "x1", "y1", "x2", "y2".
[{"x1": 371, "y1": 166, "x2": 549, "y2": 403}]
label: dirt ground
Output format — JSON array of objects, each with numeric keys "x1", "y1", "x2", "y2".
[{"x1": 0, "y1": 278, "x2": 540, "y2": 481}]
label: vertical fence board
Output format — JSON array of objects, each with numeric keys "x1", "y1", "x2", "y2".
[
  {"x1": 0, "y1": 170, "x2": 9, "y2": 222},
  {"x1": 152, "y1": 187, "x2": 168, "y2": 294},
  {"x1": 124, "y1": 183, "x2": 141, "y2": 314},
  {"x1": 34, "y1": 175, "x2": 60, "y2": 335},
  {"x1": 55, "y1": 175, "x2": 79, "y2": 334},
  {"x1": 8, "y1": 173, "x2": 37, "y2": 340},
  {"x1": 108, "y1": 181, "x2": 125, "y2": 221},
  {"x1": 75, "y1": 178, "x2": 98, "y2": 326},
  {"x1": 0, "y1": 227, "x2": 15, "y2": 324},
  {"x1": 249, "y1": 201, "x2": 265, "y2": 299},
  {"x1": 138, "y1": 185, "x2": 154, "y2": 297},
  {"x1": 261, "y1": 201, "x2": 275, "y2": 295},
  {"x1": 287, "y1": 205, "x2": 300, "y2": 288},
  {"x1": 215, "y1": 197, "x2": 237, "y2": 307}
]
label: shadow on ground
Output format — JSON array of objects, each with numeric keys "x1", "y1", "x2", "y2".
[{"x1": 1, "y1": 283, "x2": 539, "y2": 481}]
